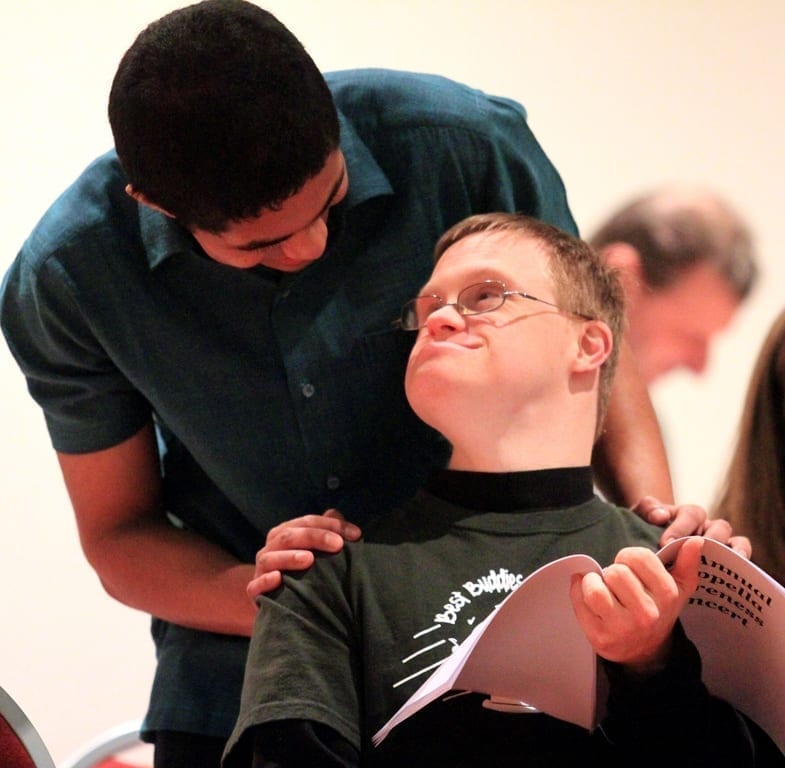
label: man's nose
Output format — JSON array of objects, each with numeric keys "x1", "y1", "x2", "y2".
[
  {"x1": 280, "y1": 217, "x2": 329, "y2": 263},
  {"x1": 424, "y1": 302, "x2": 466, "y2": 336},
  {"x1": 685, "y1": 342, "x2": 709, "y2": 374}
]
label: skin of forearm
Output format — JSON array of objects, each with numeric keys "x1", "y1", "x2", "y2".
[
  {"x1": 84, "y1": 517, "x2": 257, "y2": 637},
  {"x1": 57, "y1": 424, "x2": 258, "y2": 637},
  {"x1": 592, "y1": 341, "x2": 674, "y2": 505}
]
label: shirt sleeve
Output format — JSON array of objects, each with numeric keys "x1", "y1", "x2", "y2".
[
  {"x1": 247, "y1": 720, "x2": 359, "y2": 768},
  {"x1": 223, "y1": 552, "x2": 362, "y2": 765},
  {"x1": 1, "y1": 246, "x2": 150, "y2": 453},
  {"x1": 599, "y1": 621, "x2": 784, "y2": 765}
]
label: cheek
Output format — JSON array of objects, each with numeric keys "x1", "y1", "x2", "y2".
[
  {"x1": 404, "y1": 352, "x2": 462, "y2": 418},
  {"x1": 403, "y1": 360, "x2": 417, "y2": 403},
  {"x1": 209, "y1": 248, "x2": 274, "y2": 269},
  {"x1": 404, "y1": 365, "x2": 437, "y2": 426},
  {"x1": 654, "y1": 328, "x2": 696, "y2": 358},
  {"x1": 404, "y1": 351, "x2": 440, "y2": 398},
  {"x1": 404, "y1": 344, "x2": 429, "y2": 405}
]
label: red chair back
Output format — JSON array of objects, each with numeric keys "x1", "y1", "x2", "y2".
[{"x1": 0, "y1": 687, "x2": 55, "y2": 768}]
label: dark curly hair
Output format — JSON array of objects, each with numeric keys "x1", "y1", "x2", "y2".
[{"x1": 109, "y1": 0, "x2": 339, "y2": 232}]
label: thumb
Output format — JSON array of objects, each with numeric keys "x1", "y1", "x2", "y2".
[{"x1": 668, "y1": 536, "x2": 704, "y2": 598}]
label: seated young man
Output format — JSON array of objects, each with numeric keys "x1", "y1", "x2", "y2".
[{"x1": 224, "y1": 214, "x2": 780, "y2": 766}]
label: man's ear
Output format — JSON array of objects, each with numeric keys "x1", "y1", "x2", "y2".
[
  {"x1": 573, "y1": 320, "x2": 613, "y2": 373},
  {"x1": 600, "y1": 242, "x2": 643, "y2": 299},
  {"x1": 125, "y1": 184, "x2": 175, "y2": 218}
]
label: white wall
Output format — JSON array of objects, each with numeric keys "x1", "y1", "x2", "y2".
[{"x1": 2, "y1": 1, "x2": 784, "y2": 761}]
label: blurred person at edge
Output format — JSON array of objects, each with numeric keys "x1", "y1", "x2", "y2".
[
  {"x1": 589, "y1": 186, "x2": 757, "y2": 385},
  {"x1": 714, "y1": 308, "x2": 785, "y2": 587}
]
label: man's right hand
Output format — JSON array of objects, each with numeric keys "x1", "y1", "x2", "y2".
[
  {"x1": 58, "y1": 421, "x2": 259, "y2": 637},
  {"x1": 248, "y1": 509, "x2": 362, "y2": 601}
]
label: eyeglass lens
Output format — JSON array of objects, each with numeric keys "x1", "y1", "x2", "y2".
[{"x1": 401, "y1": 281, "x2": 507, "y2": 330}]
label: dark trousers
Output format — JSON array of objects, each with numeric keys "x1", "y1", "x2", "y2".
[{"x1": 153, "y1": 730, "x2": 227, "y2": 768}]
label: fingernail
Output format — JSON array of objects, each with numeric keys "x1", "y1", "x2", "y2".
[{"x1": 344, "y1": 524, "x2": 361, "y2": 539}]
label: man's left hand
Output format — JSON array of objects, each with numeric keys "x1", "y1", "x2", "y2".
[
  {"x1": 632, "y1": 495, "x2": 751, "y2": 558},
  {"x1": 571, "y1": 538, "x2": 704, "y2": 674}
]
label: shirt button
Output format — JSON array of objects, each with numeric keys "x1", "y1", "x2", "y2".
[
  {"x1": 326, "y1": 476, "x2": 341, "y2": 490},
  {"x1": 301, "y1": 382, "x2": 315, "y2": 398}
]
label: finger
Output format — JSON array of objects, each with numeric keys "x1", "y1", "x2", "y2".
[
  {"x1": 633, "y1": 495, "x2": 672, "y2": 526},
  {"x1": 262, "y1": 525, "x2": 346, "y2": 554},
  {"x1": 322, "y1": 508, "x2": 362, "y2": 541},
  {"x1": 612, "y1": 547, "x2": 672, "y2": 597},
  {"x1": 267, "y1": 513, "x2": 345, "y2": 535},
  {"x1": 277, "y1": 510, "x2": 362, "y2": 541},
  {"x1": 574, "y1": 571, "x2": 617, "y2": 619},
  {"x1": 255, "y1": 548, "x2": 315, "y2": 573},
  {"x1": 274, "y1": 513, "x2": 355, "y2": 535},
  {"x1": 727, "y1": 535, "x2": 752, "y2": 559},
  {"x1": 600, "y1": 560, "x2": 659, "y2": 617},
  {"x1": 247, "y1": 571, "x2": 282, "y2": 602},
  {"x1": 569, "y1": 573, "x2": 595, "y2": 624},
  {"x1": 658, "y1": 504, "x2": 707, "y2": 546},
  {"x1": 701, "y1": 518, "x2": 733, "y2": 545}
]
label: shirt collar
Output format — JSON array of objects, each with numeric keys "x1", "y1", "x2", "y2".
[
  {"x1": 138, "y1": 204, "x2": 196, "y2": 270},
  {"x1": 337, "y1": 107, "x2": 393, "y2": 208}
]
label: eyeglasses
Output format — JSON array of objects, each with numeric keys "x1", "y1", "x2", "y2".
[{"x1": 397, "y1": 279, "x2": 592, "y2": 331}]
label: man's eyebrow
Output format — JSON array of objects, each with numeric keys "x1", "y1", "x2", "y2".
[
  {"x1": 234, "y1": 163, "x2": 347, "y2": 252},
  {"x1": 419, "y1": 268, "x2": 510, "y2": 295}
]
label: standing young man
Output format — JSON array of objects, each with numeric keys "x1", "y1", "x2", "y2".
[{"x1": 0, "y1": 2, "x2": 737, "y2": 765}]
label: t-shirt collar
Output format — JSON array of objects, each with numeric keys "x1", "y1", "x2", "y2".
[{"x1": 424, "y1": 467, "x2": 595, "y2": 512}]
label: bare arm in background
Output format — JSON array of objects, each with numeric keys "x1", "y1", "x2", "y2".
[{"x1": 592, "y1": 340, "x2": 674, "y2": 505}]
